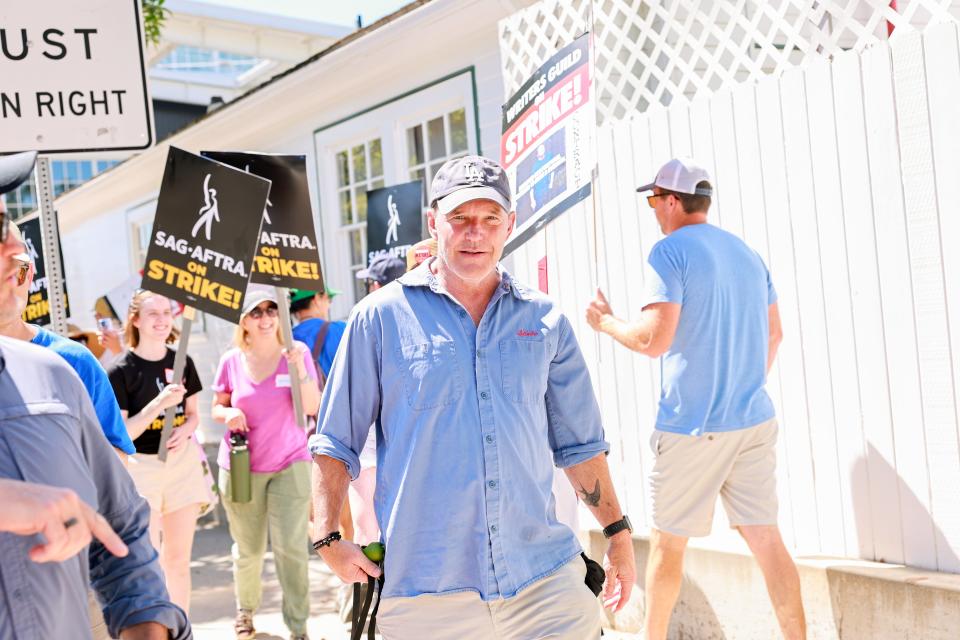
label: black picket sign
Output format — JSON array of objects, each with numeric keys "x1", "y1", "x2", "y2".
[
  {"x1": 140, "y1": 147, "x2": 270, "y2": 323},
  {"x1": 201, "y1": 151, "x2": 324, "y2": 292},
  {"x1": 365, "y1": 180, "x2": 424, "y2": 266}
]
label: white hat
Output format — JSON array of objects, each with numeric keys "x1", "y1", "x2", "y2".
[{"x1": 636, "y1": 157, "x2": 713, "y2": 197}]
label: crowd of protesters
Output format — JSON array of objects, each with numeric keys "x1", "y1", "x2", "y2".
[{"x1": 0, "y1": 148, "x2": 805, "y2": 640}]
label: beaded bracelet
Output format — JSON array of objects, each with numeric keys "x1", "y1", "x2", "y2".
[{"x1": 311, "y1": 530, "x2": 342, "y2": 552}]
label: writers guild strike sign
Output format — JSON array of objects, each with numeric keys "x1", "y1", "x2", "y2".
[
  {"x1": 141, "y1": 147, "x2": 270, "y2": 323},
  {"x1": 17, "y1": 215, "x2": 69, "y2": 325},
  {"x1": 500, "y1": 32, "x2": 595, "y2": 256},
  {"x1": 0, "y1": 1, "x2": 153, "y2": 153},
  {"x1": 201, "y1": 152, "x2": 324, "y2": 292},
  {"x1": 365, "y1": 180, "x2": 423, "y2": 265}
]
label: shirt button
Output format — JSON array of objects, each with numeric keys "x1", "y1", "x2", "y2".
[
  {"x1": 490, "y1": 524, "x2": 498, "y2": 532},
  {"x1": 476, "y1": 349, "x2": 482, "y2": 358},
  {"x1": 458, "y1": 309, "x2": 465, "y2": 317},
  {"x1": 480, "y1": 391, "x2": 489, "y2": 400},
  {"x1": 488, "y1": 480, "x2": 497, "y2": 489},
  {"x1": 485, "y1": 435, "x2": 494, "y2": 444}
]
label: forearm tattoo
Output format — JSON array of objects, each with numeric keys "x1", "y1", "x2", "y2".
[{"x1": 578, "y1": 480, "x2": 601, "y2": 507}]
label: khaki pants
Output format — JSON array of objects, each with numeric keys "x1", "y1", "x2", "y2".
[
  {"x1": 219, "y1": 461, "x2": 311, "y2": 635},
  {"x1": 377, "y1": 557, "x2": 602, "y2": 640},
  {"x1": 88, "y1": 589, "x2": 109, "y2": 640}
]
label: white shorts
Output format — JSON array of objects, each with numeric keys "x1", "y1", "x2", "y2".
[
  {"x1": 128, "y1": 440, "x2": 216, "y2": 516},
  {"x1": 649, "y1": 418, "x2": 779, "y2": 537}
]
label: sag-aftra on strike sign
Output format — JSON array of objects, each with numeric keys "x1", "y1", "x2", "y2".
[{"x1": 0, "y1": 1, "x2": 153, "y2": 153}]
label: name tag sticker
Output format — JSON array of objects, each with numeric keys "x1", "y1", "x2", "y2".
[
  {"x1": 276, "y1": 374, "x2": 291, "y2": 388},
  {"x1": 164, "y1": 368, "x2": 174, "y2": 384}
]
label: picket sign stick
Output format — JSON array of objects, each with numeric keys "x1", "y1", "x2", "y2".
[
  {"x1": 275, "y1": 287, "x2": 306, "y2": 428},
  {"x1": 157, "y1": 305, "x2": 195, "y2": 463}
]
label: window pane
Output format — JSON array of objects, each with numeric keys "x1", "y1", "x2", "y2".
[
  {"x1": 352, "y1": 145, "x2": 366, "y2": 182},
  {"x1": 406, "y1": 124, "x2": 424, "y2": 166},
  {"x1": 353, "y1": 270, "x2": 366, "y2": 302},
  {"x1": 371, "y1": 178, "x2": 385, "y2": 190},
  {"x1": 449, "y1": 108, "x2": 468, "y2": 153},
  {"x1": 427, "y1": 116, "x2": 446, "y2": 160},
  {"x1": 336, "y1": 151, "x2": 350, "y2": 187},
  {"x1": 339, "y1": 189, "x2": 352, "y2": 225},
  {"x1": 350, "y1": 230, "x2": 363, "y2": 266},
  {"x1": 80, "y1": 161, "x2": 93, "y2": 181},
  {"x1": 429, "y1": 162, "x2": 444, "y2": 186},
  {"x1": 410, "y1": 167, "x2": 426, "y2": 206},
  {"x1": 369, "y1": 139, "x2": 383, "y2": 178},
  {"x1": 354, "y1": 186, "x2": 368, "y2": 223}
]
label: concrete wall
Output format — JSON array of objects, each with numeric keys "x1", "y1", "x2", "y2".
[{"x1": 587, "y1": 531, "x2": 960, "y2": 639}]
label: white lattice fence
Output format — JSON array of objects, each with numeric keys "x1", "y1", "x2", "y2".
[{"x1": 499, "y1": 0, "x2": 959, "y2": 122}]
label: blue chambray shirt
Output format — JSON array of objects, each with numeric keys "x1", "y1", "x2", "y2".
[
  {"x1": 0, "y1": 337, "x2": 190, "y2": 640},
  {"x1": 308, "y1": 261, "x2": 608, "y2": 601}
]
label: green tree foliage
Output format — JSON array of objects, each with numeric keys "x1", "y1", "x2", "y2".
[{"x1": 142, "y1": 0, "x2": 168, "y2": 46}]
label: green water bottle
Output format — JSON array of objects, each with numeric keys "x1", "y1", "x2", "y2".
[{"x1": 229, "y1": 432, "x2": 251, "y2": 503}]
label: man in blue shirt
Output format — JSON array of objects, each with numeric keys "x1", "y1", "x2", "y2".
[
  {"x1": 1, "y1": 224, "x2": 135, "y2": 458},
  {"x1": 0, "y1": 151, "x2": 190, "y2": 640},
  {"x1": 290, "y1": 286, "x2": 347, "y2": 378},
  {"x1": 586, "y1": 158, "x2": 804, "y2": 640},
  {"x1": 310, "y1": 155, "x2": 635, "y2": 639}
]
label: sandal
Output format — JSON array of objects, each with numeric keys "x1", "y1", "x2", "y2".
[{"x1": 234, "y1": 609, "x2": 255, "y2": 639}]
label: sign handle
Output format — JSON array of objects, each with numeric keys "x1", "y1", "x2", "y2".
[
  {"x1": 276, "y1": 287, "x2": 306, "y2": 429},
  {"x1": 157, "y1": 306, "x2": 195, "y2": 463},
  {"x1": 35, "y1": 157, "x2": 68, "y2": 336}
]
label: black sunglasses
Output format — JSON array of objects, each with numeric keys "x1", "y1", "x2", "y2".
[{"x1": 246, "y1": 303, "x2": 278, "y2": 320}]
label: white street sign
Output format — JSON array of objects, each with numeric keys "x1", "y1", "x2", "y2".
[{"x1": 0, "y1": 0, "x2": 153, "y2": 153}]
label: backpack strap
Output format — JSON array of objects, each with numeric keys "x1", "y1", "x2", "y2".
[{"x1": 311, "y1": 321, "x2": 332, "y2": 390}]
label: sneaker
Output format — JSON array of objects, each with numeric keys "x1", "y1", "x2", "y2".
[{"x1": 234, "y1": 609, "x2": 255, "y2": 640}]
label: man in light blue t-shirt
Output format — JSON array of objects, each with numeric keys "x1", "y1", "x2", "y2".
[
  {"x1": 1, "y1": 224, "x2": 135, "y2": 458},
  {"x1": 586, "y1": 158, "x2": 805, "y2": 640}
]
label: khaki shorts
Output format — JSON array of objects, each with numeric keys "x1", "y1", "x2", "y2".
[
  {"x1": 377, "y1": 557, "x2": 602, "y2": 640},
  {"x1": 649, "y1": 418, "x2": 779, "y2": 537},
  {"x1": 128, "y1": 440, "x2": 216, "y2": 516}
]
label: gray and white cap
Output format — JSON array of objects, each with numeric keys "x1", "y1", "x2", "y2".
[
  {"x1": 636, "y1": 157, "x2": 713, "y2": 197},
  {"x1": 429, "y1": 155, "x2": 512, "y2": 215}
]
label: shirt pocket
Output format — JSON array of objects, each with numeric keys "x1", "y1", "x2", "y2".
[
  {"x1": 499, "y1": 338, "x2": 550, "y2": 404},
  {"x1": 394, "y1": 339, "x2": 464, "y2": 410}
]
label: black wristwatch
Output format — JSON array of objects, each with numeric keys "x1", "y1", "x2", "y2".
[{"x1": 603, "y1": 515, "x2": 633, "y2": 538}]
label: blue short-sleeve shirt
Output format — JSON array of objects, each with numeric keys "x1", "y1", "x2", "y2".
[{"x1": 643, "y1": 223, "x2": 777, "y2": 435}]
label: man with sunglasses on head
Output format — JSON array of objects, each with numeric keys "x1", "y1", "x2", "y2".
[
  {"x1": 310, "y1": 155, "x2": 635, "y2": 640},
  {"x1": 0, "y1": 151, "x2": 191, "y2": 640},
  {"x1": 585, "y1": 157, "x2": 804, "y2": 640}
]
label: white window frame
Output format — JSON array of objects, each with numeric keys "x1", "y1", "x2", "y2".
[{"x1": 314, "y1": 71, "x2": 478, "y2": 317}]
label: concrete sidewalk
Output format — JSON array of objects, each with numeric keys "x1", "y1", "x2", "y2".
[
  {"x1": 188, "y1": 514, "x2": 632, "y2": 639},
  {"x1": 189, "y1": 513, "x2": 356, "y2": 640}
]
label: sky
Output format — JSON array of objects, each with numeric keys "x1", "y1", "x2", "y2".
[{"x1": 194, "y1": 0, "x2": 413, "y2": 27}]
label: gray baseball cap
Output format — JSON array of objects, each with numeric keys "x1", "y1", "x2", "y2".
[
  {"x1": 429, "y1": 155, "x2": 512, "y2": 215},
  {"x1": 241, "y1": 284, "x2": 278, "y2": 316},
  {"x1": 636, "y1": 157, "x2": 713, "y2": 196},
  {"x1": 0, "y1": 151, "x2": 37, "y2": 195}
]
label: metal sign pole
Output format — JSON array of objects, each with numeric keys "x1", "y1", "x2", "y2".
[
  {"x1": 35, "y1": 157, "x2": 68, "y2": 336},
  {"x1": 276, "y1": 286, "x2": 306, "y2": 429},
  {"x1": 157, "y1": 306, "x2": 195, "y2": 463}
]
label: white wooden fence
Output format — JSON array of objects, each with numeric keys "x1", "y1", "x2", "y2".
[{"x1": 506, "y1": 19, "x2": 960, "y2": 573}]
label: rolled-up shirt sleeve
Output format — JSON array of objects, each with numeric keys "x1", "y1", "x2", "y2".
[
  {"x1": 79, "y1": 386, "x2": 191, "y2": 639},
  {"x1": 545, "y1": 314, "x2": 609, "y2": 467},
  {"x1": 308, "y1": 306, "x2": 381, "y2": 480}
]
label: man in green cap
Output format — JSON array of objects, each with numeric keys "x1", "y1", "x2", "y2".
[{"x1": 289, "y1": 286, "x2": 346, "y2": 381}]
